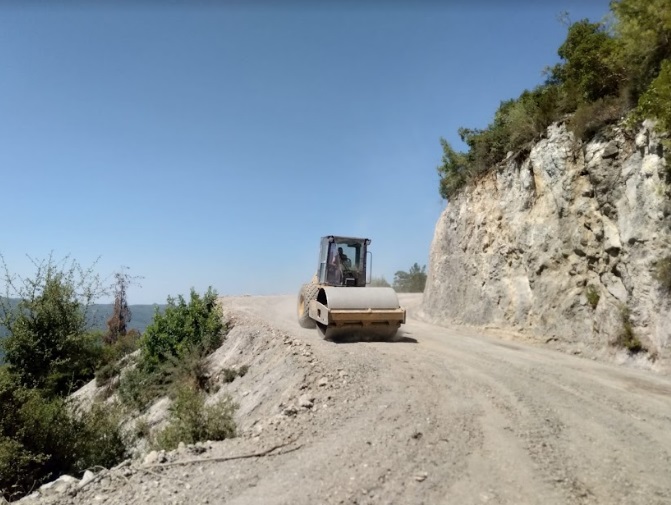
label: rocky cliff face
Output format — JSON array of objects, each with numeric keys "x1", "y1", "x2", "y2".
[{"x1": 422, "y1": 121, "x2": 671, "y2": 367}]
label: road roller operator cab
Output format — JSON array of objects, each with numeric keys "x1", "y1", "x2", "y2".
[{"x1": 317, "y1": 235, "x2": 371, "y2": 287}]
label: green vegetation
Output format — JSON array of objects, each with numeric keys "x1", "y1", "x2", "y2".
[
  {"x1": 93, "y1": 271, "x2": 143, "y2": 387},
  {"x1": 222, "y1": 364, "x2": 249, "y2": 384},
  {"x1": 118, "y1": 287, "x2": 228, "y2": 411},
  {"x1": 612, "y1": 306, "x2": 645, "y2": 353},
  {"x1": 0, "y1": 256, "x2": 131, "y2": 501},
  {"x1": 0, "y1": 255, "x2": 106, "y2": 396},
  {"x1": 586, "y1": 285, "x2": 601, "y2": 309},
  {"x1": 654, "y1": 255, "x2": 671, "y2": 294},
  {"x1": 635, "y1": 60, "x2": 671, "y2": 165},
  {"x1": 121, "y1": 290, "x2": 237, "y2": 451},
  {"x1": 2, "y1": 301, "x2": 164, "y2": 342},
  {"x1": 0, "y1": 254, "x2": 231, "y2": 500},
  {"x1": 393, "y1": 263, "x2": 427, "y2": 293},
  {"x1": 438, "y1": 0, "x2": 671, "y2": 200},
  {"x1": 152, "y1": 384, "x2": 237, "y2": 451},
  {"x1": 0, "y1": 379, "x2": 128, "y2": 501},
  {"x1": 140, "y1": 288, "x2": 224, "y2": 372}
]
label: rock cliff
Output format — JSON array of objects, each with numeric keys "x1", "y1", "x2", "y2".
[{"x1": 422, "y1": 120, "x2": 671, "y2": 368}]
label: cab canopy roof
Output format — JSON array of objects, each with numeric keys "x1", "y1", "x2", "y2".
[{"x1": 322, "y1": 235, "x2": 371, "y2": 245}]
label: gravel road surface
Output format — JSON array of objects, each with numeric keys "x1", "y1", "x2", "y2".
[{"x1": 26, "y1": 293, "x2": 671, "y2": 505}]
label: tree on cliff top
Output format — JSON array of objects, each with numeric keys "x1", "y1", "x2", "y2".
[
  {"x1": 612, "y1": 0, "x2": 671, "y2": 98},
  {"x1": 437, "y1": 0, "x2": 671, "y2": 200}
]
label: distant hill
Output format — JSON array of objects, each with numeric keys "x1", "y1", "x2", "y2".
[{"x1": 0, "y1": 300, "x2": 165, "y2": 361}]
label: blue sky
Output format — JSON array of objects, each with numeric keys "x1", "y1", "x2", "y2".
[{"x1": 0, "y1": 0, "x2": 612, "y2": 304}]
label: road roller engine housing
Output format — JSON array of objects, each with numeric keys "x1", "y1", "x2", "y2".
[{"x1": 297, "y1": 235, "x2": 406, "y2": 340}]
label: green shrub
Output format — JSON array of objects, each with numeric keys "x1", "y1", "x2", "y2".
[
  {"x1": 635, "y1": 60, "x2": 671, "y2": 135},
  {"x1": 552, "y1": 19, "x2": 625, "y2": 105},
  {"x1": 94, "y1": 330, "x2": 141, "y2": 390},
  {"x1": 7, "y1": 388, "x2": 83, "y2": 488},
  {"x1": 163, "y1": 346, "x2": 212, "y2": 392},
  {"x1": 134, "y1": 418, "x2": 151, "y2": 440},
  {"x1": 437, "y1": 138, "x2": 470, "y2": 199},
  {"x1": 118, "y1": 288, "x2": 228, "y2": 411},
  {"x1": 222, "y1": 368, "x2": 238, "y2": 383},
  {"x1": 438, "y1": 84, "x2": 565, "y2": 199},
  {"x1": 459, "y1": 122, "x2": 509, "y2": 176},
  {"x1": 153, "y1": 385, "x2": 237, "y2": 451},
  {"x1": 654, "y1": 255, "x2": 671, "y2": 294},
  {"x1": 0, "y1": 255, "x2": 107, "y2": 397},
  {"x1": 586, "y1": 285, "x2": 601, "y2": 309},
  {"x1": 99, "y1": 330, "x2": 140, "y2": 367},
  {"x1": 0, "y1": 436, "x2": 41, "y2": 501},
  {"x1": 0, "y1": 257, "x2": 132, "y2": 501},
  {"x1": 612, "y1": 306, "x2": 645, "y2": 354},
  {"x1": 0, "y1": 381, "x2": 128, "y2": 501},
  {"x1": 95, "y1": 361, "x2": 121, "y2": 388},
  {"x1": 117, "y1": 366, "x2": 165, "y2": 411},
  {"x1": 612, "y1": 0, "x2": 671, "y2": 100},
  {"x1": 75, "y1": 402, "x2": 128, "y2": 472},
  {"x1": 221, "y1": 364, "x2": 249, "y2": 384},
  {"x1": 140, "y1": 288, "x2": 225, "y2": 372},
  {"x1": 568, "y1": 95, "x2": 628, "y2": 142}
]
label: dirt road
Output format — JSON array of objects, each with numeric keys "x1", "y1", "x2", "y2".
[
  {"x1": 222, "y1": 293, "x2": 671, "y2": 505},
  {"x1": 32, "y1": 293, "x2": 671, "y2": 505}
]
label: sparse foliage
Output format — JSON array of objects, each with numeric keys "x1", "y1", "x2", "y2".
[
  {"x1": 164, "y1": 346, "x2": 212, "y2": 392},
  {"x1": 568, "y1": 94, "x2": 629, "y2": 141},
  {"x1": 635, "y1": 60, "x2": 671, "y2": 135},
  {"x1": 95, "y1": 360, "x2": 122, "y2": 388},
  {"x1": 505, "y1": 85, "x2": 561, "y2": 148},
  {"x1": 100, "y1": 328, "x2": 140, "y2": 369},
  {"x1": 393, "y1": 263, "x2": 427, "y2": 293},
  {"x1": 585, "y1": 285, "x2": 601, "y2": 309},
  {"x1": 612, "y1": 306, "x2": 645, "y2": 353},
  {"x1": 0, "y1": 372, "x2": 128, "y2": 501},
  {"x1": 437, "y1": 138, "x2": 470, "y2": 199},
  {"x1": 153, "y1": 385, "x2": 237, "y2": 451},
  {"x1": 105, "y1": 267, "x2": 142, "y2": 345},
  {"x1": 437, "y1": 0, "x2": 671, "y2": 198},
  {"x1": 117, "y1": 365, "x2": 163, "y2": 412},
  {"x1": 654, "y1": 255, "x2": 671, "y2": 294},
  {"x1": 221, "y1": 365, "x2": 249, "y2": 384},
  {"x1": 369, "y1": 276, "x2": 391, "y2": 287}
]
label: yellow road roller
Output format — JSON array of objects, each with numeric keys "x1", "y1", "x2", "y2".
[{"x1": 297, "y1": 235, "x2": 406, "y2": 340}]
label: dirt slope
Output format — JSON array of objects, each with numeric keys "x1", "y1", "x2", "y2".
[{"x1": 23, "y1": 294, "x2": 671, "y2": 505}]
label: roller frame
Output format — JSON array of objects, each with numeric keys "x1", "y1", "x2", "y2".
[
  {"x1": 307, "y1": 286, "x2": 406, "y2": 340},
  {"x1": 308, "y1": 300, "x2": 406, "y2": 327}
]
